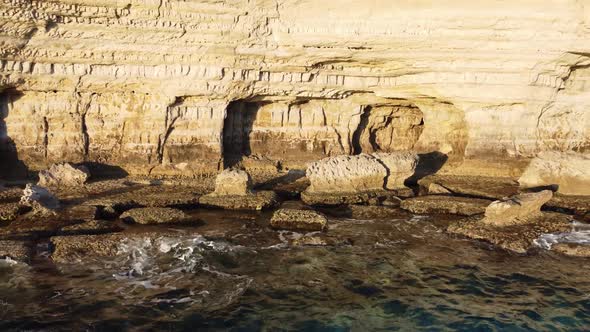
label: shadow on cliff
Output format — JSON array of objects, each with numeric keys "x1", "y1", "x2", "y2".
[
  {"x1": 223, "y1": 100, "x2": 260, "y2": 168},
  {"x1": 0, "y1": 90, "x2": 30, "y2": 181},
  {"x1": 405, "y1": 151, "x2": 448, "y2": 186}
]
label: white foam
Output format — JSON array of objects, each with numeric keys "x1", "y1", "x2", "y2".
[{"x1": 535, "y1": 221, "x2": 590, "y2": 250}]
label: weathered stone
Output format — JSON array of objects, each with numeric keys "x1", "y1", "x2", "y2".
[
  {"x1": 120, "y1": 207, "x2": 189, "y2": 225},
  {"x1": 306, "y1": 154, "x2": 388, "y2": 194},
  {"x1": 20, "y1": 184, "x2": 60, "y2": 211},
  {"x1": 400, "y1": 195, "x2": 492, "y2": 216},
  {"x1": 302, "y1": 189, "x2": 408, "y2": 206},
  {"x1": 38, "y1": 163, "x2": 90, "y2": 188},
  {"x1": 0, "y1": 240, "x2": 33, "y2": 262},
  {"x1": 483, "y1": 190, "x2": 553, "y2": 226},
  {"x1": 51, "y1": 234, "x2": 123, "y2": 263},
  {"x1": 427, "y1": 183, "x2": 452, "y2": 195},
  {"x1": 448, "y1": 213, "x2": 572, "y2": 254},
  {"x1": 212, "y1": 169, "x2": 252, "y2": 196},
  {"x1": 545, "y1": 194, "x2": 590, "y2": 218},
  {"x1": 270, "y1": 208, "x2": 328, "y2": 232},
  {"x1": 372, "y1": 152, "x2": 418, "y2": 190},
  {"x1": 552, "y1": 243, "x2": 590, "y2": 258},
  {"x1": 418, "y1": 175, "x2": 520, "y2": 200},
  {"x1": 199, "y1": 190, "x2": 279, "y2": 211},
  {"x1": 0, "y1": 202, "x2": 23, "y2": 222},
  {"x1": 519, "y1": 152, "x2": 590, "y2": 196}
]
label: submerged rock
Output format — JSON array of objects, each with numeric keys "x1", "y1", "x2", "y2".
[
  {"x1": 519, "y1": 151, "x2": 590, "y2": 196},
  {"x1": 20, "y1": 184, "x2": 60, "y2": 212},
  {"x1": 211, "y1": 169, "x2": 252, "y2": 196},
  {"x1": 120, "y1": 207, "x2": 189, "y2": 225},
  {"x1": 38, "y1": 163, "x2": 90, "y2": 187},
  {"x1": 448, "y1": 213, "x2": 572, "y2": 254},
  {"x1": 199, "y1": 190, "x2": 279, "y2": 210},
  {"x1": 51, "y1": 234, "x2": 123, "y2": 263},
  {"x1": 400, "y1": 195, "x2": 491, "y2": 216},
  {"x1": 270, "y1": 208, "x2": 328, "y2": 231},
  {"x1": 483, "y1": 190, "x2": 553, "y2": 226},
  {"x1": 551, "y1": 243, "x2": 590, "y2": 258},
  {"x1": 60, "y1": 220, "x2": 123, "y2": 235}
]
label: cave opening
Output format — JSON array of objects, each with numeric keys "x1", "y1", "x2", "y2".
[
  {"x1": 352, "y1": 103, "x2": 425, "y2": 154},
  {"x1": 222, "y1": 100, "x2": 262, "y2": 168}
]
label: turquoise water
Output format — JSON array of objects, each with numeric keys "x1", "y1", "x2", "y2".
[{"x1": 1, "y1": 210, "x2": 589, "y2": 331}]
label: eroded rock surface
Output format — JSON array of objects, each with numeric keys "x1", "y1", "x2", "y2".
[
  {"x1": 120, "y1": 207, "x2": 189, "y2": 225},
  {"x1": 519, "y1": 152, "x2": 590, "y2": 196},
  {"x1": 483, "y1": 190, "x2": 553, "y2": 226},
  {"x1": 401, "y1": 196, "x2": 492, "y2": 216},
  {"x1": 372, "y1": 152, "x2": 418, "y2": 190},
  {"x1": 19, "y1": 184, "x2": 60, "y2": 212},
  {"x1": 212, "y1": 169, "x2": 252, "y2": 196},
  {"x1": 418, "y1": 175, "x2": 520, "y2": 200},
  {"x1": 38, "y1": 163, "x2": 90, "y2": 188},
  {"x1": 199, "y1": 191, "x2": 278, "y2": 211},
  {"x1": 270, "y1": 208, "x2": 328, "y2": 232}
]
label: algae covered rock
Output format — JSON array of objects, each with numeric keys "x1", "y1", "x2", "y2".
[
  {"x1": 400, "y1": 195, "x2": 491, "y2": 216},
  {"x1": 270, "y1": 208, "x2": 328, "y2": 232},
  {"x1": 120, "y1": 207, "x2": 189, "y2": 225}
]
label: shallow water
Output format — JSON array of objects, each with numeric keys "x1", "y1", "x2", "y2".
[{"x1": 1, "y1": 208, "x2": 590, "y2": 331}]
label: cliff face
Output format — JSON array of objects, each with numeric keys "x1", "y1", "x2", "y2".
[{"x1": 0, "y1": 0, "x2": 589, "y2": 178}]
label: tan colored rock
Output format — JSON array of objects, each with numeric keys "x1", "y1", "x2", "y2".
[
  {"x1": 51, "y1": 234, "x2": 124, "y2": 263},
  {"x1": 38, "y1": 163, "x2": 90, "y2": 187},
  {"x1": 270, "y1": 208, "x2": 328, "y2": 232},
  {"x1": 483, "y1": 190, "x2": 553, "y2": 226},
  {"x1": 0, "y1": 202, "x2": 22, "y2": 222},
  {"x1": 306, "y1": 154, "x2": 387, "y2": 194},
  {"x1": 372, "y1": 152, "x2": 418, "y2": 190},
  {"x1": 427, "y1": 183, "x2": 452, "y2": 195},
  {"x1": 0, "y1": 240, "x2": 33, "y2": 262},
  {"x1": 519, "y1": 152, "x2": 590, "y2": 196},
  {"x1": 401, "y1": 196, "x2": 491, "y2": 216},
  {"x1": 448, "y1": 213, "x2": 572, "y2": 254},
  {"x1": 199, "y1": 190, "x2": 278, "y2": 211},
  {"x1": 120, "y1": 207, "x2": 189, "y2": 225},
  {"x1": 212, "y1": 169, "x2": 252, "y2": 196},
  {"x1": 418, "y1": 175, "x2": 520, "y2": 200},
  {"x1": 552, "y1": 243, "x2": 590, "y2": 258}
]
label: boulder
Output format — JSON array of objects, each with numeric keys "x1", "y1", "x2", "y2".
[
  {"x1": 305, "y1": 154, "x2": 388, "y2": 194},
  {"x1": 270, "y1": 208, "x2": 328, "y2": 231},
  {"x1": 400, "y1": 195, "x2": 492, "y2": 216},
  {"x1": 119, "y1": 207, "x2": 189, "y2": 224},
  {"x1": 38, "y1": 163, "x2": 90, "y2": 187},
  {"x1": 372, "y1": 152, "x2": 418, "y2": 190},
  {"x1": 519, "y1": 151, "x2": 590, "y2": 196},
  {"x1": 211, "y1": 169, "x2": 252, "y2": 196},
  {"x1": 482, "y1": 190, "x2": 552, "y2": 226},
  {"x1": 20, "y1": 184, "x2": 60, "y2": 211}
]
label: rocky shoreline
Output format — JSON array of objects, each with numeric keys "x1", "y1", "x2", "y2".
[{"x1": 1, "y1": 152, "x2": 589, "y2": 265}]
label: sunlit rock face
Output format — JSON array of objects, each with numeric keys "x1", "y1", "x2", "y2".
[{"x1": 0, "y1": 0, "x2": 589, "y2": 178}]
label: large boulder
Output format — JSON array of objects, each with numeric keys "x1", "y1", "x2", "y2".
[
  {"x1": 38, "y1": 163, "x2": 90, "y2": 187},
  {"x1": 519, "y1": 151, "x2": 590, "y2": 196},
  {"x1": 270, "y1": 208, "x2": 328, "y2": 232},
  {"x1": 20, "y1": 184, "x2": 60, "y2": 211},
  {"x1": 400, "y1": 195, "x2": 492, "y2": 216},
  {"x1": 482, "y1": 190, "x2": 553, "y2": 226},
  {"x1": 306, "y1": 154, "x2": 388, "y2": 194},
  {"x1": 372, "y1": 152, "x2": 418, "y2": 189}
]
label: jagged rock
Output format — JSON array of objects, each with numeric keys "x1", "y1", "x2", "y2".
[
  {"x1": 427, "y1": 183, "x2": 452, "y2": 195},
  {"x1": 211, "y1": 169, "x2": 252, "y2": 196},
  {"x1": 400, "y1": 195, "x2": 492, "y2": 216},
  {"x1": 199, "y1": 191, "x2": 279, "y2": 211},
  {"x1": 418, "y1": 175, "x2": 519, "y2": 200},
  {"x1": 448, "y1": 213, "x2": 572, "y2": 254},
  {"x1": 482, "y1": 190, "x2": 553, "y2": 227},
  {"x1": 270, "y1": 209, "x2": 328, "y2": 231},
  {"x1": 372, "y1": 152, "x2": 418, "y2": 189},
  {"x1": 120, "y1": 207, "x2": 190, "y2": 225},
  {"x1": 551, "y1": 243, "x2": 590, "y2": 258},
  {"x1": 519, "y1": 152, "x2": 590, "y2": 196},
  {"x1": 38, "y1": 163, "x2": 90, "y2": 187},
  {"x1": 0, "y1": 240, "x2": 33, "y2": 262},
  {"x1": 19, "y1": 184, "x2": 60, "y2": 211}
]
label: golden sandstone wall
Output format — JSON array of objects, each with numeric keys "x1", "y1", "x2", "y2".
[{"x1": 0, "y1": 0, "x2": 589, "y2": 178}]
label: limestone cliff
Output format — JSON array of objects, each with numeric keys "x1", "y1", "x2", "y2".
[{"x1": 1, "y1": 0, "x2": 589, "y2": 178}]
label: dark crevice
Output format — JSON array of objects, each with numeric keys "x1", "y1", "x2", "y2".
[{"x1": 352, "y1": 106, "x2": 371, "y2": 155}]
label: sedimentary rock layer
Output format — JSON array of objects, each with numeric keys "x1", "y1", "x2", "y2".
[{"x1": 1, "y1": 1, "x2": 589, "y2": 177}]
